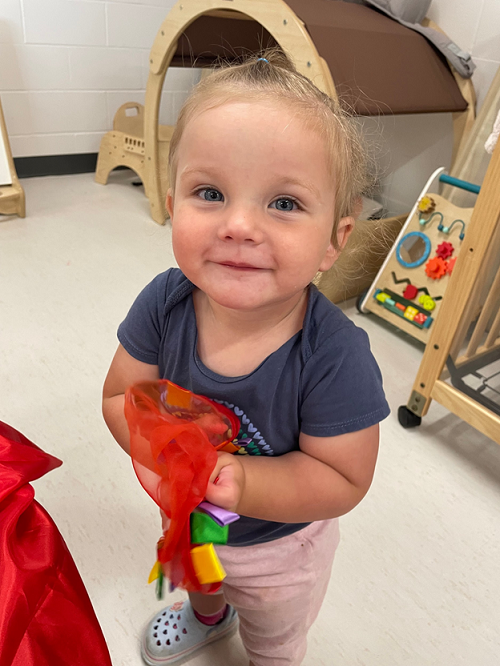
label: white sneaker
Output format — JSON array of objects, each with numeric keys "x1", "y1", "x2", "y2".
[{"x1": 141, "y1": 600, "x2": 238, "y2": 665}]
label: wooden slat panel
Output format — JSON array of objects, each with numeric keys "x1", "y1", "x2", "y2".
[
  {"x1": 485, "y1": 307, "x2": 500, "y2": 349},
  {"x1": 456, "y1": 339, "x2": 500, "y2": 369},
  {"x1": 465, "y1": 265, "x2": 500, "y2": 356},
  {"x1": 431, "y1": 380, "x2": 500, "y2": 444}
]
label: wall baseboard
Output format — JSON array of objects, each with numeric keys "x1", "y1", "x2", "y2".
[{"x1": 14, "y1": 153, "x2": 100, "y2": 178}]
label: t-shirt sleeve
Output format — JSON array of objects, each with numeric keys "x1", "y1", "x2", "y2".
[
  {"x1": 117, "y1": 271, "x2": 171, "y2": 365},
  {"x1": 300, "y1": 325, "x2": 390, "y2": 437}
]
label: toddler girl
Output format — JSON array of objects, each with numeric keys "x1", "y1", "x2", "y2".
[{"x1": 102, "y1": 50, "x2": 390, "y2": 666}]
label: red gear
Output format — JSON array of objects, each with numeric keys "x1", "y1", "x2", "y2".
[
  {"x1": 425, "y1": 256, "x2": 447, "y2": 279},
  {"x1": 436, "y1": 241, "x2": 454, "y2": 260}
]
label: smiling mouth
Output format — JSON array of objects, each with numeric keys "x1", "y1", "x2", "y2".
[{"x1": 219, "y1": 262, "x2": 262, "y2": 271}]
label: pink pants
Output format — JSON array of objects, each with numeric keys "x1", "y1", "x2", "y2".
[{"x1": 215, "y1": 519, "x2": 340, "y2": 666}]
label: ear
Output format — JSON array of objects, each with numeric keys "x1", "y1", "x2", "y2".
[
  {"x1": 318, "y1": 216, "x2": 355, "y2": 272},
  {"x1": 336, "y1": 215, "x2": 355, "y2": 251},
  {"x1": 166, "y1": 188, "x2": 174, "y2": 220}
]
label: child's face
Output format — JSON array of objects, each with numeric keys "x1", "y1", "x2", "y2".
[{"x1": 167, "y1": 100, "x2": 352, "y2": 313}]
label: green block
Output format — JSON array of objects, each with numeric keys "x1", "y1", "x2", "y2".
[
  {"x1": 156, "y1": 567, "x2": 164, "y2": 600},
  {"x1": 190, "y1": 512, "x2": 229, "y2": 545}
]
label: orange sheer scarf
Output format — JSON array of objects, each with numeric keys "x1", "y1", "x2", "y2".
[{"x1": 124, "y1": 380, "x2": 239, "y2": 592}]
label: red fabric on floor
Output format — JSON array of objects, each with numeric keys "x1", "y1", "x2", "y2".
[{"x1": 0, "y1": 420, "x2": 112, "y2": 666}]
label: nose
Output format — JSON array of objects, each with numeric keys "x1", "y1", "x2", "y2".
[{"x1": 217, "y1": 204, "x2": 264, "y2": 244}]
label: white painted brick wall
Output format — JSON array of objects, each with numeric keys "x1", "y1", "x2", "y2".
[
  {"x1": 0, "y1": 0, "x2": 196, "y2": 157},
  {"x1": 375, "y1": 0, "x2": 500, "y2": 214},
  {"x1": 427, "y1": 0, "x2": 500, "y2": 111},
  {"x1": 23, "y1": 0, "x2": 107, "y2": 46},
  {"x1": 107, "y1": 3, "x2": 174, "y2": 49}
]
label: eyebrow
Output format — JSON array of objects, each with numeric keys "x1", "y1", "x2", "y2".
[
  {"x1": 179, "y1": 167, "x2": 217, "y2": 181},
  {"x1": 275, "y1": 176, "x2": 321, "y2": 199}
]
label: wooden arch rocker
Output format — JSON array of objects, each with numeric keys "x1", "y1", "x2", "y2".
[
  {"x1": 96, "y1": 0, "x2": 475, "y2": 227},
  {"x1": 95, "y1": 0, "x2": 334, "y2": 225}
]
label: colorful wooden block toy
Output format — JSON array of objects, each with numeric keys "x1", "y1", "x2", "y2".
[
  {"x1": 198, "y1": 501, "x2": 240, "y2": 527},
  {"x1": 376, "y1": 291, "x2": 390, "y2": 303},
  {"x1": 404, "y1": 306, "x2": 419, "y2": 320},
  {"x1": 191, "y1": 511, "x2": 229, "y2": 545},
  {"x1": 190, "y1": 543, "x2": 226, "y2": 585}
]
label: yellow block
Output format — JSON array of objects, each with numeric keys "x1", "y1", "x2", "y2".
[
  {"x1": 148, "y1": 560, "x2": 161, "y2": 584},
  {"x1": 376, "y1": 292, "x2": 389, "y2": 303},
  {"x1": 191, "y1": 543, "x2": 226, "y2": 584},
  {"x1": 404, "y1": 306, "x2": 419, "y2": 321}
]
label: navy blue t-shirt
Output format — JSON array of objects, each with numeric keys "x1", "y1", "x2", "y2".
[{"x1": 118, "y1": 268, "x2": 390, "y2": 546}]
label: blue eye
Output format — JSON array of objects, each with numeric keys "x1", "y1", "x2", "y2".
[
  {"x1": 198, "y1": 188, "x2": 224, "y2": 202},
  {"x1": 271, "y1": 198, "x2": 298, "y2": 212}
]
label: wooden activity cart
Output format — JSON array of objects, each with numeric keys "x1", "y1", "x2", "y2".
[
  {"x1": 396, "y1": 136, "x2": 500, "y2": 443},
  {"x1": 359, "y1": 169, "x2": 479, "y2": 343}
]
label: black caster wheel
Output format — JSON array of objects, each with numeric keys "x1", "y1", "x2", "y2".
[
  {"x1": 398, "y1": 405, "x2": 422, "y2": 429},
  {"x1": 356, "y1": 290, "x2": 369, "y2": 314}
]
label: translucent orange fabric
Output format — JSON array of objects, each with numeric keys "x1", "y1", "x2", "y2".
[{"x1": 124, "y1": 380, "x2": 239, "y2": 593}]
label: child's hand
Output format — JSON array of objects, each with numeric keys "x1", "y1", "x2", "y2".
[{"x1": 205, "y1": 452, "x2": 245, "y2": 513}]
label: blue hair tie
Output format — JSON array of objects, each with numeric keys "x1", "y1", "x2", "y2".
[{"x1": 257, "y1": 57, "x2": 269, "y2": 63}]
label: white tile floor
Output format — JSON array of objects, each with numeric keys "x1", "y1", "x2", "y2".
[{"x1": 1, "y1": 172, "x2": 500, "y2": 666}]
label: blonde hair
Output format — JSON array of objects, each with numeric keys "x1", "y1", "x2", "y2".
[{"x1": 168, "y1": 49, "x2": 370, "y2": 248}]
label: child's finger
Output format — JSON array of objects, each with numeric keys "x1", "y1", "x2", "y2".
[
  {"x1": 204, "y1": 482, "x2": 236, "y2": 511},
  {"x1": 209, "y1": 461, "x2": 223, "y2": 485},
  {"x1": 209, "y1": 451, "x2": 232, "y2": 484}
]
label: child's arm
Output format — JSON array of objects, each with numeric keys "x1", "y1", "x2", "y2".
[
  {"x1": 206, "y1": 424, "x2": 379, "y2": 523},
  {"x1": 102, "y1": 344, "x2": 159, "y2": 455}
]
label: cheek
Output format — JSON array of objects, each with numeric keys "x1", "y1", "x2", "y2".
[
  {"x1": 277, "y1": 228, "x2": 330, "y2": 261},
  {"x1": 171, "y1": 222, "x2": 192, "y2": 265},
  {"x1": 171, "y1": 216, "x2": 210, "y2": 272}
]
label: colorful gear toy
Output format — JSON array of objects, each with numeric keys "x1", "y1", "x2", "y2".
[
  {"x1": 425, "y1": 256, "x2": 447, "y2": 280},
  {"x1": 436, "y1": 241, "x2": 454, "y2": 260},
  {"x1": 417, "y1": 196, "x2": 436, "y2": 215}
]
